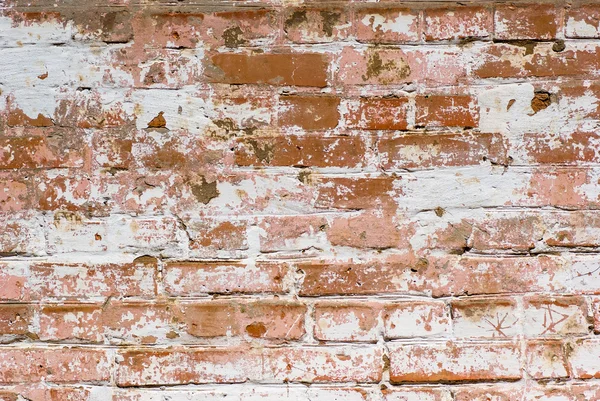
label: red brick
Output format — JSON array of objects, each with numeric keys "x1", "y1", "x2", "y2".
[
  {"x1": 337, "y1": 48, "x2": 412, "y2": 85},
  {"x1": 38, "y1": 304, "x2": 103, "y2": 342},
  {"x1": 524, "y1": 168, "x2": 600, "y2": 209},
  {"x1": 474, "y1": 44, "x2": 600, "y2": 79},
  {"x1": 284, "y1": 8, "x2": 351, "y2": 43},
  {"x1": 117, "y1": 346, "x2": 382, "y2": 385},
  {"x1": 424, "y1": 7, "x2": 492, "y2": 41},
  {"x1": 566, "y1": 4, "x2": 600, "y2": 38},
  {"x1": 0, "y1": 304, "x2": 32, "y2": 336},
  {"x1": 132, "y1": 13, "x2": 204, "y2": 49},
  {"x1": 101, "y1": 301, "x2": 173, "y2": 344},
  {"x1": 0, "y1": 178, "x2": 30, "y2": 212},
  {"x1": 298, "y1": 255, "x2": 568, "y2": 297},
  {"x1": 205, "y1": 53, "x2": 329, "y2": 87},
  {"x1": 415, "y1": 95, "x2": 478, "y2": 128},
  {"x1": 467, "y1": 213, "x2": 544, "y2": 252},
  {"x1": 327, "y1": 211, "x2": 409, "y2": 249},
  {"x1": 175, "y1": 300, "x2": 305, "y2": 340},
  {"x1": 355, "y1": 7, "x2": 420, "y2": 43},
  {"x1": 0, "y1": 134, "x2": 85, "y2": 170},
  {"x1": 29, "y1": 260, "x2": 157, "y2": 300},
  {"x1": 314, "y1": 302, "x2": 380, "y2": 342},
  {"x1": 163, "y1": 261, "x2": 286, "y2": 295},
  {"x1": 234, "y1": 135, "x2": 366, "y2": 168},
  {"x1": 378, "y1": 133, "x2": 505, "y2": 170},
  {"x1": 314, "y1": 176, "x2": 398, "y2": 210},
  {"x1": 263, "y1": 347, "x2": 383, "y2": 383},
  {"x1": 0, "y1": 348, "x2": 110, "y2": 383},
  {"x1": 383, "y1": 301, "x2": 450, "y2": 339},
  {"x1": 258, "y1": 215, "x2": 328, "y2": 253},
  {"x1": 522, "y1": 132, "x2": 600, "y2": 165},
  {"x1": 188, "y1": 219, "x2": 248, "y2": 256},
  {"x1": 34, "y1": 173, "x2": 91, "y2": 212},
  {"x1": 494, "y1": 4, "x2": 560, "y2": 40},
  {"x1": 344, "y1": 97, "x2": 409, "y2": 130},
  {"x1": 278, "y1": 95, "x2": 340, "y2": 130},
  {"x1": 389, "y1": 341, "x2": 521, "y2": 383},
  {"x1": 117, "y1": 348, "x2": 260, "y2": 386},
  {"x1": 202, "y1": 10, "x2": 278, "y2": 48}
]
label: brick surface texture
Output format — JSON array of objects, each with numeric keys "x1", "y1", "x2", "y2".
[{"x1": 1, "y1": 0, "x2": 600, "y2": 399}]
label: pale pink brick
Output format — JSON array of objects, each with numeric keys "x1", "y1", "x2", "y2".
[{"x1": 383, "y1": 301, "x2": 450, "y2": 339}]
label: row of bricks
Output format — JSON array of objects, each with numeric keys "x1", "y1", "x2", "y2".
[
  {"x1": 1, "y1": 255, "x2": 600, "y2": 299},
  {"x1": 4, "y1": 166, "x2": 600, "y2": 215},
  {"x1": 2, "y1": 382, "x2": 600, "y2": 401},
  {"x1": 0, "y1": 295, "x2": 596, "y2": 343},
  {"x1": 3, "y1": 42, "x2": 600, "y2": 89},
  {"x1": 1, "y1": 339, "x2": 600, "y2": 384},
  {"x1": 5, "y1": 129, "x2": 600, "y2": 173},
  {"x1": 6, "y1": 4, "x2": 600, "y2": 47},
  {"x1": 3, "y1": 94, "x2": 480, "y2": 131},
  {"x1": 9, "y1": 208, "x2": 600, "y2": 256}
]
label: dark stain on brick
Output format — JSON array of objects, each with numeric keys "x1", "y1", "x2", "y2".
[
  {"x1": 222, "y1": 26, "x2": 247, "y2": 48},
  {"x1": 320, "y1": 10, "x2": 340, "y2": 36},
  {"x1": 285, "y1": 10, "x2": 307, "y2": 30},
  {"x1": 247, "y1": 139, "x2": 274, "y2": 163},
  {"x1": 191, "y1": 176, "x2": 220, "y2": 204},
  {"x1": 362, "y1": 51, "x2": 410, "y2": 82}
]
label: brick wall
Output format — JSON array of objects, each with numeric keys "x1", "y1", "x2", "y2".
[{"x1": 1, "y1": 0, "x2": 600, "y2": 399}]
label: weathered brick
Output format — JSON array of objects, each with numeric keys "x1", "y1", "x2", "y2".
[
  {"x1": 424, "y1": 7, "x2": 492, "y2": 41},
  {"x1": 0, "y1": 134, "x2": 85, "y2": 170},
  {"x1": 569, "y1": 338, "x2": 600, "y2": 379},
  {"x1": 451, "y1": 297, "x2": 519, "y2": 338},
  {"x1": 355, "y1": 7, "x2": 420, "y2": 43},
  {"x1": 29, "y1": 260, "x2": 157, "y2": 300},
  {"x1": 0, "y1": 304, "x2": 32, "y2": 336},
  {"x1": 523, "y1": 296, "x2": 591, "y2": 337},
  {"x1": 344, "y1": 97, "x2": 409, "y2": 130},
  {"x1": 117, "y1": 346, "x2": 382, "y2": 385},
  {"x1": 314, "y1": 176, "x2": 398, "y2": 210},
  {"x1": 526, "y1": 339, "x2": 569, "y2": 379},
  {"x1": 415, "y1": 95, "x2": 478, "y2": 128},
  {"x1": 314, "y1": 302, "x2": 380, "y2": 342},
  {"x1": 378, "y1": 133, "x2": 504, "y2": 170},
  {"x1": 284, "y1": 8, "x2": 351, "y2": 43},
  {"x1": 494, "y1": 4, "x2": 560, "y2": 40},
  {"x1": 327, "y1": 211, "x2": 409, "y2": 249},
  {"x1": 298, "y1": 255, "x2": 567, "y2": 297},
  {"x1": 175, "y1": 300, "x2": 306, "y2": 340},
  {"x1": 234, "y1": 135, "x2": 366, "y2": 168},
  {"x1": 389, "y1": 341, "x2": 521, "y2": 383},
  {"x1": 39, "y1": 304, "x2": 103, "y2": 342},
  {"x1": 0, "y1": 348, "x2": 110, "y2": 383},
  {"x1": 163, "y1": 261, "x2": 286, "y2": 295},
  {"x1": 383, "y1": 301, "x2": 450, "y2": 339},
  {"x1": 566, "y1": 4, "x2": 600, "y2": 38}
]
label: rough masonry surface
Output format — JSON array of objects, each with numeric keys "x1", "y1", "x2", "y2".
[{"x1": 1, "y1": 0, "x2": 600, "y2": 399}]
